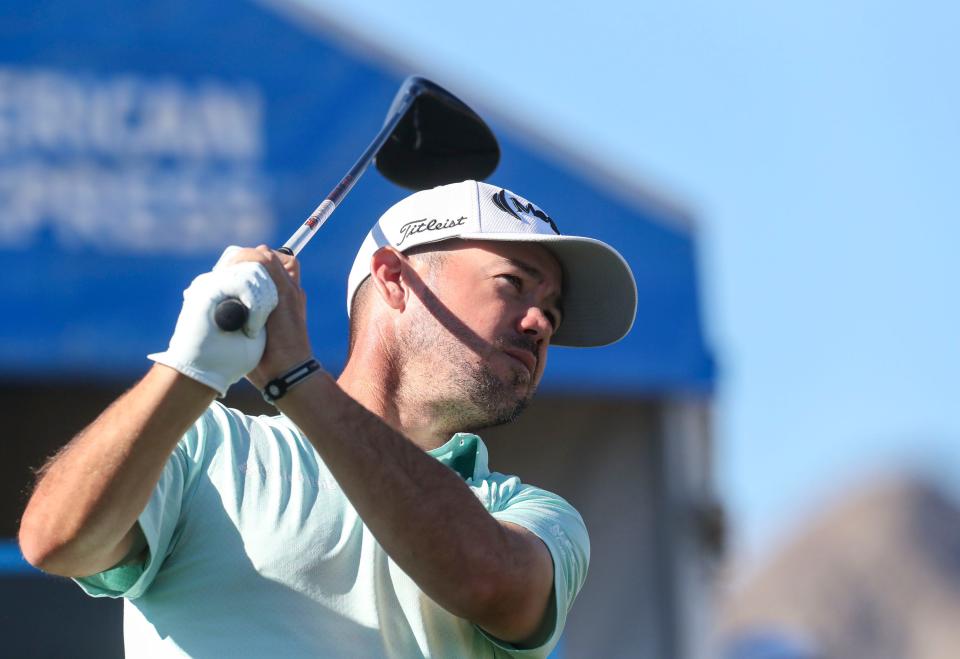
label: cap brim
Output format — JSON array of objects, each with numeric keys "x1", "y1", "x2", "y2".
[{"x1": 457, "y1": 232, "x2": 638, "y2": 347}]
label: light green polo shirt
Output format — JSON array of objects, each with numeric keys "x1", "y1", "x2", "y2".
[{"x1": 74, "y1": 402, "x2": 589, "y2": 658}]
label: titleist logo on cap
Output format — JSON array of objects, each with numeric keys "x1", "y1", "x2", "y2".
[
  {"x1": 492, "y1": 189, "x2": 561, "y2": 235},
  {"x1": 397, "y1": 216, "x2": 467, "y2": 246}
]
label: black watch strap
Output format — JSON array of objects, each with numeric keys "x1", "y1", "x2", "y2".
[{"x1": 262, "y1": 358, "x2": 321, "y2": 403}]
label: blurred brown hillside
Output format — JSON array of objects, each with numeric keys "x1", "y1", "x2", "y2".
[{"x1": 718, "y1": 473, "x2": 960, "y2": 659}]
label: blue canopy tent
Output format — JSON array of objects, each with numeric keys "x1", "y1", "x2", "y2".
[{"x1": 0, "y1": 0, "x2": 713, "y2": 394}]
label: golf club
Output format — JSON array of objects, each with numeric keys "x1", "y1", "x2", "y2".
[{"x1": 214, "y1": 75, "x2": 500, "y2": 331}]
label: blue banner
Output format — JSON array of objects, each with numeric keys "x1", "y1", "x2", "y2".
[{"x1": 0, "y1": 0, "x2": 714, "y2": 393}]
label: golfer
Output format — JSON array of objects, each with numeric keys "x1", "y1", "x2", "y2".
[{"x1": 19, "y1": 180, "x2": 637, "y2": 658}]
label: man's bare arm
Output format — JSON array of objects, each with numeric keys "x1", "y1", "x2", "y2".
[
  {"x1": 276, "y1": 375, "x2": 555, "y2": 644},
  {"x1": 18, "y1": 365, "x2": 216, "y2": 577}
]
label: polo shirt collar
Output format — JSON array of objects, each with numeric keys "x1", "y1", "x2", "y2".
[{"x1": 427, "y1": 433, "x2": 490, "y2": 481}]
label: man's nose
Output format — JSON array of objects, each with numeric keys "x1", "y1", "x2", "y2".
[{"x1": 519, "y1": 306, "x2": 553, "y2": 342}]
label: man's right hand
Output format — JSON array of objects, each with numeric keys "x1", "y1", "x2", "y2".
[{"x1": 214, "y1": 246, "x2": 315, "y2": 392}]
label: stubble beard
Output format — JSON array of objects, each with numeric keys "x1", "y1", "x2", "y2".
[
  {"x1": 455, "y1": 355, "x2": 533, "y2": 431},
  {"x1": 395, "y1": 322, "x2": 535, "y2": 435}
]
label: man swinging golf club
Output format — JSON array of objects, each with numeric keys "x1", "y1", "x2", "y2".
[{"x1": 19, "y1": 179, "x2": 637, "y2": 657}]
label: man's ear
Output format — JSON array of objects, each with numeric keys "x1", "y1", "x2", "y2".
[{"x1": 369, "y1": 247, "x2": 408, "y2": 312}]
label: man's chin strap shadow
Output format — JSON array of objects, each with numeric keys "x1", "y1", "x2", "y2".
[
  {"x1": 403, "y1": 265, "x2": 541, "y2": 360},
  {"x1": 403, "y1": 266, "x2": 494, "y2": 356}
]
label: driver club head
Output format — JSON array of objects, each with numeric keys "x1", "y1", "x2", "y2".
[{"x1": 375, "y1": 76, "x2": 500, "y2": 190}]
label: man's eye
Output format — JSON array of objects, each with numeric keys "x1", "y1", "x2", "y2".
[{"x1": 501, "y1": 275, "x2": 523, "y2": 291}]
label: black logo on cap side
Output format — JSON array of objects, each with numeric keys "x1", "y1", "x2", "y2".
[
  {"x1": 492, "y1": 190, "x2": 561, "y2": 235},
  {"x1": 397, "y1": 216, "x2": 467, "y2": 246}
]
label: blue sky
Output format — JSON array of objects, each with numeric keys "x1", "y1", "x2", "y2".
[{"x1": 302, "y1": 0, "x2": 960, "y2": 559}]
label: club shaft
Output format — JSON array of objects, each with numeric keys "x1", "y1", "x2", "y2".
[{"x1": 280, "y1": 82, "x2": 422, "y2": 256}]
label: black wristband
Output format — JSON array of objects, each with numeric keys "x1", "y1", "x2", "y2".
[{"x1": 262, "y1": 358, "x2": 321, "y2": 403}]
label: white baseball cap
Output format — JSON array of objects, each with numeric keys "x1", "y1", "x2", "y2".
[{"x1": 346, "y1": 180, "x2": 637, "y2": 347}]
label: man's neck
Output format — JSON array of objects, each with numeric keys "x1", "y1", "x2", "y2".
[{"x1": 336, "y1": 359, "x2": 450, "y2": 452}]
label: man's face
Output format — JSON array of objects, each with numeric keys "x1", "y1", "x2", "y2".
[{"x1": 398, "y1": 239, "x2": 564, "y2": 431}]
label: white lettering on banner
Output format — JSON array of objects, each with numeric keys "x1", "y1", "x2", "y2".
[{"x1": 0, "y1": 67, "x2": 274, "y2": 253}]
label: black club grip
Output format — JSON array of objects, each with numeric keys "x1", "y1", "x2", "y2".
[{"x1": 214, "y1": 298, "x2": 249, "y2": 332}]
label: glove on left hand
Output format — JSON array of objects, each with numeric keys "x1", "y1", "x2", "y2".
[{"x1": 148, "y1": 246, "x2": 279, "y2": 396}]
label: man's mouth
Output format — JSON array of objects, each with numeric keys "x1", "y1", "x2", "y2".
[{"x1": 502, "y1": 348, "x2": 537, "y2": 376}]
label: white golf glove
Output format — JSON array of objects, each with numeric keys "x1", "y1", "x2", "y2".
[{"x1": 148, "y1": 246, "x2": 279, "y2": 396}]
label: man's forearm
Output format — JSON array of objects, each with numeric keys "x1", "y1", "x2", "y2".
[
  {"x1": 276, "y1": 372, "x2": 531, "y2": 621},
  {"x1": 19, "y1": 364, "x2": 216, "y2": 576}
]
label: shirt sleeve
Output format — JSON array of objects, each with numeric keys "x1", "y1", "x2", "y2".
[
  {"x1": 476, "y1": 475, "x2": 590, "y2": 658},
  {"x1": 71, "y1": 406, "x2": 213, "y2": 600}
]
